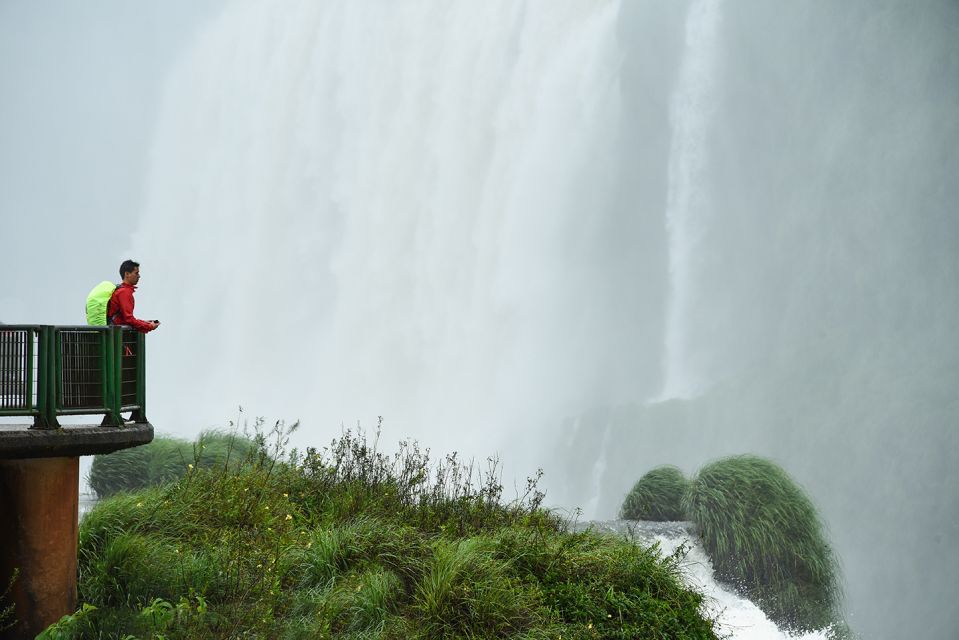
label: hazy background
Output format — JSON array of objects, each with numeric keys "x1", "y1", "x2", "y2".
[
  {"x1": 0, "y1": 0, "x2": 221, "y2": 322},
  {"x1": 2, "y1": 2, "x2": 957, "y2": 639}
]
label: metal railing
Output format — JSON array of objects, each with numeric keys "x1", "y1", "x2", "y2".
[{"x1": 0, "y1": 325, "x2": 146, "y2": 428}]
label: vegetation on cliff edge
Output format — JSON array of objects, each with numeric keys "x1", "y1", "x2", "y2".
[
  {"x1": 45, "y1": 421, "x2": 717, "y2": 639},
  {"x1": 88, "y1": 430, "x2": 256, "y2": 499}
]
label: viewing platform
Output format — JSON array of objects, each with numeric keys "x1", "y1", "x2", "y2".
[{"x1": 0, "y1": 325, "x2": 154, "y2": 639}]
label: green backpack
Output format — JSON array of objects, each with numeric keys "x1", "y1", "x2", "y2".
[{"x1": 86, "y1": 281, "x2": 118, "y2": 326}]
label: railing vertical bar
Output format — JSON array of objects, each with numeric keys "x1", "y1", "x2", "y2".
[
  {"x1": 26, "y1": 329, "x2": 35, "y2": 411},
  {"x1": 15, "y1": 328, "x2": 20, "y2": 409},
  {"x1": 114, "y1": 328, "x2": 123, "y2": 421},
  {"x1": 55, "y1": 328, "x2": 64, "y2": 410},
  {"x1": 35, "y1": 329, "x2": 45, "y2": 424},
  {"x1": 2, "y1": 330, "x2": 8, "y2": 408},
  {"x1": 1, "y1": 330, "x2": 7, "y2": 408},
  {"x1": 1, "y1": 330, "x2": 5, "y2": 408},
  {"x1": 103, "y1": 329, "x2": 113, "y2": 423},
  {"x1": 49, "y1": 327, "x2": 59, "y2": 427},
  {"x1": 100, "y1": 331, "x2": 109, "y2": 414},
  {"x1": 10, "y1": 329, "x2": 16, "y2": 408},
  {"x1": 136, "y1": 332, "x2": 146, "y2": 422}
]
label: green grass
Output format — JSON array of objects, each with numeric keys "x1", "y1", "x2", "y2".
[
  {"x1": 620, "y1": 465, "x2": 688, "y2": 521},
  {"x1": 88, "y1": 430, "x2": 255, "y2": 498},
  {"x1": 51, "y1": 421, "x2": 718, "y2": 639},
  {"x1": 684, "y1": 454, "x2": 841, "y2": 632}
]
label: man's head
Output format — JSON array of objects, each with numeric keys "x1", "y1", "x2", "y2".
[{"x1": 119, "y1": 259, "x2": 141, "y2": 286}]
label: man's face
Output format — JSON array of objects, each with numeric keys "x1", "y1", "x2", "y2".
[{"x1": 124, "y1": 267, "x2": 141, "y2": 286}]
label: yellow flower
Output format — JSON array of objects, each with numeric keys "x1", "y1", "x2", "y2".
[
  {"x1": 285, "y1": 514, "x2": 293, "y2": 520},
  {"x1": 136, "y1": 502, "x2": 143, "y2": 508},
  {"x1": 282, "y1": 493, "x2": 288, "y2": 498},
  {"x1": 187, "y1": 463, "x2": 194, "y2": 470}
]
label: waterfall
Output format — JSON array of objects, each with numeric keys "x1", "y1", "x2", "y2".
[
  {"x1": 584, "y1": 419, "x2": 613, "y2": 519},
  {"x1": 119, "y1": 2, "x2": 901, "y2": 636},
  {"x1": 131, "y1": 0, "x2": 625, "y2": 460},
  {"x1": 658, "y1": 0, "x2": 724, "y2": 401}
]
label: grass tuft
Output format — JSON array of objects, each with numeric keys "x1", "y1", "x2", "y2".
[
  {"x1": 620, "y1": 465, "x2": 688, "y2": 521},
  {"x1": 684, "y1": 454, "x2": 841, "y2": 631}
]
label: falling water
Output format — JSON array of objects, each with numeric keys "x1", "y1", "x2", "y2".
[
  {"x1": 131, "y1": 0, "x2": 626, "y2": 462},
  {"x1": 658, "y1": 0, "x2": 723, "y2": 401},
  {"x1": 583, "y1": 420, "x2": 613, "y2": 519}
]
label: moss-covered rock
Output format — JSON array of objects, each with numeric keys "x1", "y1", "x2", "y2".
[
  {"x1": 684, "y1": 454, "x2": 840, "y2": 632},
  {"x1": 620, "y1": 465, "x2": 688, "y2": 521}
]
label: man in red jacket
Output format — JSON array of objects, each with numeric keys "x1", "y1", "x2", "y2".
[{"x1": 107, "y1": 259, "x2": 160, "y2": 333}]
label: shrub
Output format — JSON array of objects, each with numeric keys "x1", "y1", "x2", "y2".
[
  {"x1": 494, "y1": 527, "x2": 717, "y2": 639},
  {"x1": 684, "y1": 454, "x2": 840, "y2": 631},
  {"x1": 88, "y1": 430, "x2": 255, "y2": 498},
  {"x1": 620, "y1": 465, "x2": 688, "y2": 521}
]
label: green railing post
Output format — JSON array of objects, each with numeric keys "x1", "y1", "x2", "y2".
[
  {"x1": 130, "y1": 332, "x2": 147, "y2": 424},
  {"x1": 99, "y1": 327, "x2": 122, "y2": 427},
  {"x1": 54, "y1": 326, "x2": 63, "y2": 416},
  {"x1": 114, "y1": 328, "x2": 124, "y2": 422},
  {"x1": 32, "y1": 326, "x2": 59, "y2": 429},
  {"x1": 32, "y1": 327, "x2": 47, "y2": 429},
  {"x1": 48, "y1": 326, "x2": 59, "y2": 428},
  {"x1": 25, "y1": 328, "x2": 34, "y2": 414},
  {"x1": 99, "y1": 329, "x2": 110, "y2": 419}
]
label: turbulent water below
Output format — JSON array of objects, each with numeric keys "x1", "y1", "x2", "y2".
[{"x1": 578, "y1": 520, "x2": 833, "y2": 640}]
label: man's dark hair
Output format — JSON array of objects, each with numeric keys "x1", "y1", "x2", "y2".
[{"x1": 119, "y1": 259, "x2": 140, "y2": 279}]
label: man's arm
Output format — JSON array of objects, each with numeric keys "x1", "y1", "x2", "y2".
[{"x1": 113, "y1": 288, "x2": 157, "y2": 333}]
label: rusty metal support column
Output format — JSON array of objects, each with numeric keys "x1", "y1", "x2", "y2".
[{"x1": 0, "y1": 457, "x2": 78, "y2": 639}]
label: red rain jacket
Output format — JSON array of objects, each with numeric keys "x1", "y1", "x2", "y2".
[{"x1": 107, "y1": 283, "x2": 156, "y2": 333}]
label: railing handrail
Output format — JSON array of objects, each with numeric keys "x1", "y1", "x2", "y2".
[
  {"x1": 0, "y1": 325, "x2": 147, "y2": 429},
  {"x1": 0, "y1": 325, "x2": 137, "y2": 331}
]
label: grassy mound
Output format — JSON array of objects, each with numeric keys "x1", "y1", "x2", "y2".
[
  {"x1": 88, "y1": 430, "x2": 255, "y2": 498},
  {"x1": 684, "y1": 455, "x2": 840, "y2": 632},
  {"x1": 620, "y1": 465, "x2": 688, "y2": 521},
  {"x1": 49, "y1": 423, "x2": 719, "y2": 639}
]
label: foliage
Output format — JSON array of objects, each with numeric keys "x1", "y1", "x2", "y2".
[
  {"x1": 684, "y1": 454, "x2": 841, "y2": 632},
  {"x1": 620, "y1": 465, "x2": 688, "y2": 521},
  {"x1": 53, "y1": 419, "x2": 718, "y2": 639},
  {"x1": 0, "y1": 569, "x2": 17, "y2": 632},
  {"x1": 35, "y1": 603, "x2": 98, "y2": 640},
  {"x1": 88, "y1": 430, "x2": 255, "y2": 498}
]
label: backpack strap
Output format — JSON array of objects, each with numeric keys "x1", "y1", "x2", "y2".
[{"x1": 107, "y1": 285, "x2": 121, "y2": 325}]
